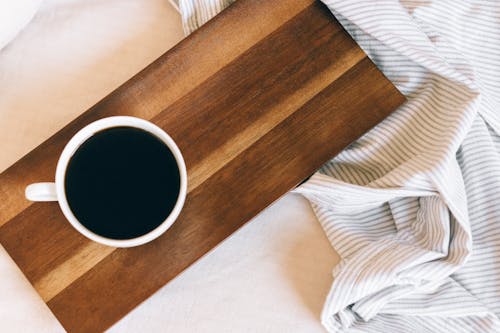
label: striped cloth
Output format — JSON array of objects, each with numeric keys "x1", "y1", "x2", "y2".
[
  {"x1": 179, "y1": 0, "x2": 500, "y2": 332},
  {"x1": 179, "y1": 0, "x2": 235, "y2": 34}
]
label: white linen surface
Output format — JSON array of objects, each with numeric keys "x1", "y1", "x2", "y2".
[
  {"x1": 181, "y1": 0, "x2": 500, "y2": 332},
  {"x1": 0, "y1": 0, "x2": 337, "y2": 332},
  {"x1": 0, "y1": 0, "x2": 41, "y2": 50},
  {"x1": 0, "y1": 246, "x2": 64, "y2": 332}
]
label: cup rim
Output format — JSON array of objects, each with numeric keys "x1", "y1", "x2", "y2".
[{"x1": 55, "y1": 116, "x2": 187, "y2": 247}]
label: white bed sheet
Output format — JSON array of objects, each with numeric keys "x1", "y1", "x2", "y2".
[{"x1": 0, "y1": 1, "x2": 338, "y2": 331}]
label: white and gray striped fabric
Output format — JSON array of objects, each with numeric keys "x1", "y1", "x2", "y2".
[
  {"x1": 179, "y1": 0, "x2": 500, "y2": 332},
  {"x1": 178, "y1": 0, "x2": 235, "y2": 34}
]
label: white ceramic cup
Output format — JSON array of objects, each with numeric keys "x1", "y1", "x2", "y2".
[{"x1": 25, "y1": 116, "x2": 187, "y2": 248}]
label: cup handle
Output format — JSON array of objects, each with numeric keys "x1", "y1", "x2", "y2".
[{"x1": 25, "y1": 183, "x2": 58, "y2": 202}]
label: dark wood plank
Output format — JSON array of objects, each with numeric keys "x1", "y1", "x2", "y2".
[
  {"x1": 0, "y1": 0, "x2": 405, "y2": 331},
  {"x1": 1, "y1": 0, "x2": 364, "y2": 301},
  {"x1": 48, "y1": 57, "x2": 404, "y2": 333},
  {"x1": 0, "y1": 0, "x2": 313, "y2": 225}
]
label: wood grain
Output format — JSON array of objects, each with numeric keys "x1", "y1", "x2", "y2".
[{"x1": 0, "y1": 0, "x2": 405, "y2": 332}]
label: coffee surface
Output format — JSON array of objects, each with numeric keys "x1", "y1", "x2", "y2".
[{"x1": 65, "y1": 127, "x2": 180, "y2": 239}]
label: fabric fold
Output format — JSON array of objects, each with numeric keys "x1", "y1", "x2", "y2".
[{"x1": 180, "y1": 0, "x2": 500, "y2": 331}]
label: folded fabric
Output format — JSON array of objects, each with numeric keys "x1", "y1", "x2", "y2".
[
  {"x1": 179, "y1": 0, "x2": 235, "y2": 34},
  {"x1": 0, "y1": 0, "x2": 42, "y2": 50},
  {"x1": 180, "y1": 0, "x2": 500, "y2": 332}
]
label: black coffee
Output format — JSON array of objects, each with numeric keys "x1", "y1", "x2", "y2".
[{"x1": 65, "y1": 127, "x2": 181, "y2": 240}]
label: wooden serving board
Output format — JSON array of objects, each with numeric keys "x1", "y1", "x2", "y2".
[{"x1": 0, "y1": 0, "x2": 405, "y2": 332}]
